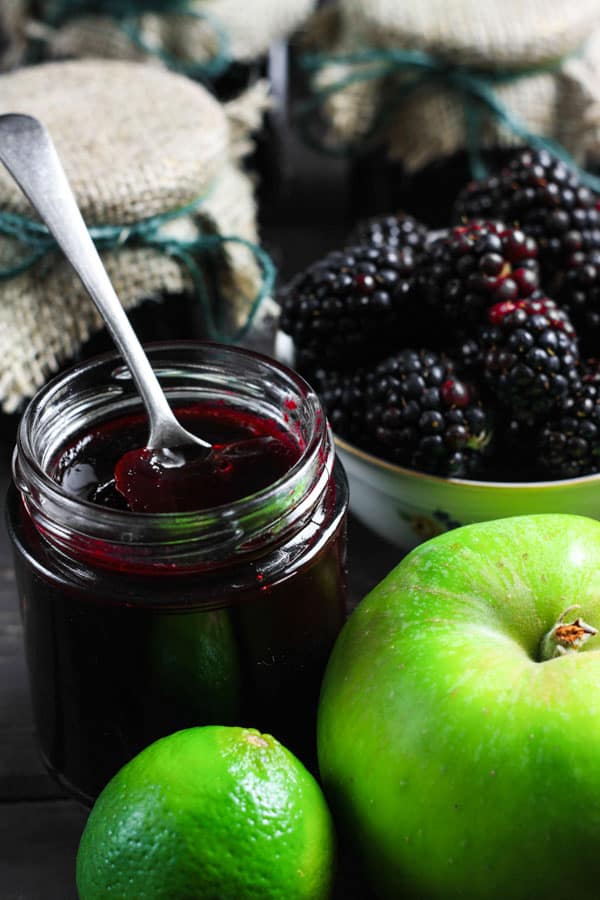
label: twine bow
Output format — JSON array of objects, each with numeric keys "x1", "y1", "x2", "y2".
[
  {"x1": 41, "y1": 0, "x2": 231, "y2": 81},
  {"x1": 299, "y1": 47, "x2": 600, "y2": 192},
  {"x1": 0, "y1": 197, "x2": 276, "y2": 343}
]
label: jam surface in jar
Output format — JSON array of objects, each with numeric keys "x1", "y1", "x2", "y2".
[{"x1": 54, "y1": 404, "x2": 303, "y2": 514}]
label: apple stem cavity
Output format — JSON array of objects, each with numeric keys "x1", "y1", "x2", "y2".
[{"x1": 538, "y1": 604, "x2": 598, "y2": 662}]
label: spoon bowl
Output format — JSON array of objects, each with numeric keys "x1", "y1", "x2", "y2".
[{"x1": 114, "y1": 435, "x2": 286, "y2": 513}]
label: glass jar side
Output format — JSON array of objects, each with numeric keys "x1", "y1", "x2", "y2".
[
  {"x1": 7, "y1": 466, "x2": 347, "y2": 802},
  {"x1": 8, "y1": 343, "x2": 349, "y2": 802},
  {"x1": 13, "y1": 342, "x2": 333, "y2": 573}
]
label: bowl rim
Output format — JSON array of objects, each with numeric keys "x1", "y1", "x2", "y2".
[{"x1": 335, "y1": 435, "x2": 600, "y2": 491}]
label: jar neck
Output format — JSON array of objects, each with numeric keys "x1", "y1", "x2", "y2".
[{"x1": 13, "y1": 343, "x2": 334, "y2": 573}]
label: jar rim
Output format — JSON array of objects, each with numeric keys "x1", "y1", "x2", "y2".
[{"x1": 13, "y1": 341, "x2": 334, "y2": 569}]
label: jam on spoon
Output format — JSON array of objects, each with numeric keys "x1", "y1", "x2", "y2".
[
  {"x1": 56, "y1": 405, "x2": 302, "y2": 514},
  {"x1": 114, "y1": 440, "x2": 279, "y2": 513},
  {"x1": 113, "y1": 412, "x2": 300, "y2": 514}
]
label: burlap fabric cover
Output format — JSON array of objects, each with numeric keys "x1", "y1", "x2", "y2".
[
  {"x1": 37, "y1": 0, "x2": 317, "y2": 70},
  {"x1": 0, "y1": 59, "x2": 268, "y2": 413},
  {"x1": 0, "y1": 0, "x2": 28, "y2": 69},
  {"x1": 306, "y1": 0, "x2": 600, "y2": 171}
]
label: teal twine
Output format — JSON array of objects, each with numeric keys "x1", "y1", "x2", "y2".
[
  {"x1": 43, "y1": 0, "x2": 231, "y2": 81},
  {"x1": 45, "y1": 0, "x2": 188, "y2": 19},
  {"x1": 298, "y1": 47, "x2": 600, "y2": 192},
  {"x1": 119, "y1": 7, "x2": 231, "y2": 80},
  {"x1": 0, "y1": 198, "x2": 276, "y2": 344}
]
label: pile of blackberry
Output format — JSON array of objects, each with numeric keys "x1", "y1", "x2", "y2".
[
  {"x1": 557, "y1": 249, "x2": 600, "y2": 355},
  {"x1": 454, "y1": 149, "x2": 600, "y2": 279},
  {"x1": 280, "y1": 157, "x2": 600, "y2": 481},
  {"x1": 278, "y1": 243, "x2": 423, "y2": 372},
  {"x1": 365, "y1": 350, "x2": 491, "y2": 478},
  {"x1": 347, "y1": 211, "x2": 428, "y2": 251},
  {"x1": 479, "y1": 297, "x2": 580, "y2": 421},
  {"x1": 311, "y1": 367, "x2": 371, "y2": 449},
  {"x1": 419, "y1": 220, "x2": 539, "y2": 335},
  {"x1": 538, "y1": 383, "x2": 600, "y2": 479}
]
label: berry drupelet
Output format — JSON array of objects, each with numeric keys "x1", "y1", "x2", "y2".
[
  {"x1": 582, "y1": 357, "x2": 600, "y2": 388},
  {"x1": 537, "y1": 383, "x2": 600, "y2": 479},
  {"x1": 348, "y1": 212, "x2": 429, "y2": 252},
  {"x1": 311, "y1": 368, "x2": 371, "y2": 447},
  {"x1": 480, "y1": 297, "x2": 580, "y2": 422},
  {"x1": 278, "y1": 245, "x2": 421, "y2": 369},
  {"x1": 557, "y1": 249, "x2": 600, "y2": 356},
  {"x1": 454, "y1": 149, "x2": 600, "y2": 278},
  {"x1": 365, "y1": 349, "x2": 492, "y2": 477},
  {"x1": 418, "y1": 221, "x2": 539, "y2": 335}
]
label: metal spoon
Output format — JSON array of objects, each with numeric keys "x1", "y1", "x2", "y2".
[{"x1": 0, "y1": 113, "x2": 212, "y2": 457}]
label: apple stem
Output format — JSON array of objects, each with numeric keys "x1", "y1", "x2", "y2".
[{"x1": 538, "y1": 604, "x2": 598, "y2": 662}]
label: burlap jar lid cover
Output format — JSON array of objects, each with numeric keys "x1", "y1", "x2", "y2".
[
  {"x1": 303, "y1": 0, "x2": 600, "y2": 176},
  {"x1": 0, "y1": 1, "x2": 28, "y2": 70},
  {"x1": 0, "y1": 59, "x2": 274, "y2": 414},
  {"x1": 33, "y1": 0, "x2": 317, "y2": 79}
]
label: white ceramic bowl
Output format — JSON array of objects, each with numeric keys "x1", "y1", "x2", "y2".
[{"x1": 335, "y1": 436, "x2": 600, "y2": 550}]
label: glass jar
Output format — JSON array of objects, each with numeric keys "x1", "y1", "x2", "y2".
[{"x1": 7, "y1": 342, "x2": 348, "y2": 804}]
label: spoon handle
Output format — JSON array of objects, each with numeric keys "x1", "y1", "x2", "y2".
[{"x1": 0, "y1": 113, "x2": 206, "y2": 449}]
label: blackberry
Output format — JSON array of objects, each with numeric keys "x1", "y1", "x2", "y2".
[
  {"x1": 311, "y1": 367, "x2": 370, "y2": 447},
  {"x1": 450, "y1": 335, "x2": 486, "y2": 378},
  {"x1": 480, "y1": 297, "x2": 580, "y2": 422},
  {"x1": 455, "y1": 148, "x2": 600, "y2": 278},
  {"x1": 348, "y1": 212, "x2": 428, "y2": 252},
  {"x1": 557, "y1": 249, "x2": 600, "y2": 355},
  {"x1": 279, "y1": 245, "x2": 420, "y2": 369},
  {"x1": 582, "y1": 357, "x2": 600, "y2": 388},
  {"x1": 537, "y1": 383, "x2": 600, "y2": 478},
  {"x1": 418, "y1": 221, "x2": 539, "y2": 335},
  {"x1": 365, "y1": 349, "x2": 492, "y2": 477}
]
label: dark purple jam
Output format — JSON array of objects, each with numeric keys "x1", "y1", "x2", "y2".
[
  {"x1": 54, "y1": 404, "x2": 302, "y2": 514},
  {"x1": 9, "y1": 401, "x2": 347, "y2": 802}
]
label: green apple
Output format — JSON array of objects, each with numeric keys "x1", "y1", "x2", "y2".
[{"x1": 318, "y1": 514, "x2": 600, "y2": 900}]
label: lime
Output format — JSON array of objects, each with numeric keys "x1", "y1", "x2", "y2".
[
  {"x1": 76, "y1": 725, "x2": 336, "y2": 900},
  {"x1": 149, "y1": 610, "x2": 242, "y2": 724}
]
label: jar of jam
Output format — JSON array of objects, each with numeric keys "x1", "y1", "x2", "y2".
[{"x1": 7, "y1": 343, "x2": 348, "y2": 804}]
